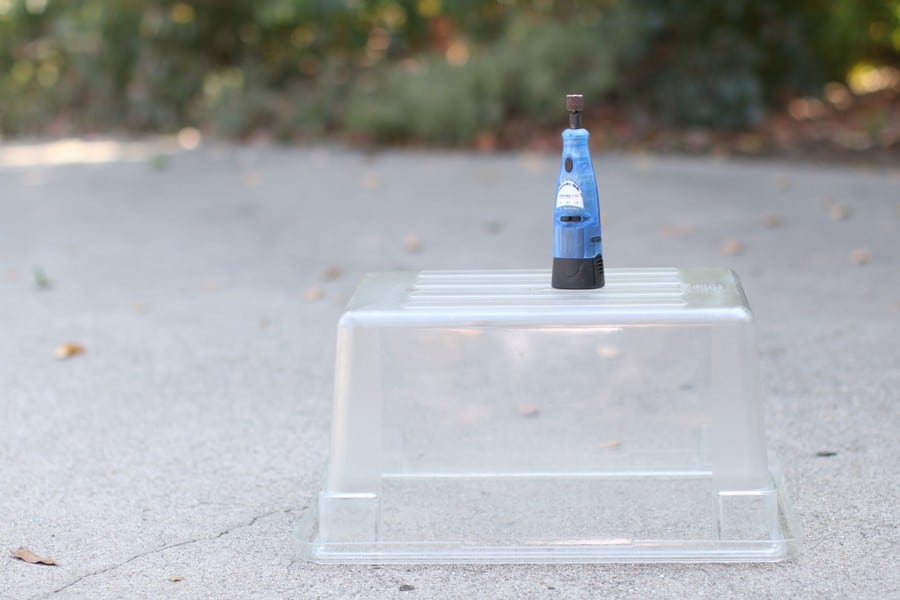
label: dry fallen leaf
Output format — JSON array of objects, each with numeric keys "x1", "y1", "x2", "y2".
[
  {"x1": 826, "y1": 202, "x2": 852, "y2": 221},
  {"x1": 304, "y1": 286, "x2": 325, "y2": 301},
  {"x1": 762, "y1": 213, "x2": 783, "y2": 228},
  {"x1": 320, "y1": 266, "x2": 343, "y2": 281},
  {"x1": 517, "y1": 403, "x2": 541, "y2": 418},
  {"x1": 850, "y1": 248, "x2": 872, "y2": 265},
  {"x1": 169, "y1": 576, "x2": 185, "y2": 582},
  {"x1": 54, "y1": 342, "x2": 85, "y2": 360},
  {"x1": 10, "y1": 548, "x2": 58, "y2": 566},
  {"x1": 402, "y1": 234, "x2": 423, "y2": 253},
  {"x1": 720, "y1": 239, "x2": 743, "y2": 256}
]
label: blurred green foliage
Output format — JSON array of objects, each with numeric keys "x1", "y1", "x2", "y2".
[{"x1": 0, "y1": 0, "x2": 897, "y2": 143}]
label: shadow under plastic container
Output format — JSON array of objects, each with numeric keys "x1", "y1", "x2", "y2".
[{"x1": 298, "y1": 268, "x2": 800, "y2": 563}]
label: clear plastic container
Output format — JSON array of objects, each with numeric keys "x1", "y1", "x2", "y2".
[{"x1": 298, "y1": 268, "x2": 800, "y2": 563}]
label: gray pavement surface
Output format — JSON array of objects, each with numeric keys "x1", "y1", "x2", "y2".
[{"x1": 0, "y1": 141, "x2": 898, "y2": 598}]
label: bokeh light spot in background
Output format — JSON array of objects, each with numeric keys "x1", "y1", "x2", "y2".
[
  {"x1": 203, "y1": 68, "x2": 245, "y2": 104},
  {"x1": 25, "y1": 0, "x2": 47, "y2": 15},
  {"x1": 379, "y1": 2, "x2": 407, "y2": 29},
  {"x1": 787, "y1": 98, "x2": 826, "y2": 121},
  {"x1": 824, "y1": 82, "x2": 853, "y2": 110},
  {"x1": 0, "y1": 139, "x2": 172, "y2": 167},
  {"x1": 417, "y1": 0, "x2": 441, "y2": 18},
  {"x1": 0, "y1": 1, "x2": 897, "y2": 152},
  {"x1": 177, "y1": 127, "x2": 202, "y2": 150},
  {"x1": 363, "y1": 27, "x2": 392, "y2": 66},
  {"x1": 847, "y1": 63, "x2": 900, "y2": 95},
  {"x1": 170, "y1": 3, "x2": 195, "y2": 25},
  {"x1": 368, "y1": 28, "x2": 391, "y2": 53},
  {"x1": 445, "y1": 40, "x2": 469, "y2": 66}
]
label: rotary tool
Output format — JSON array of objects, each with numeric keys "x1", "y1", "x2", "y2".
[{"x1": 551, "y1": 94, "x2": 605, "y2": 289}]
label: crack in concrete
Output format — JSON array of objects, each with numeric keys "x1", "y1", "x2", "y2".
[{"x1": 37, "y1": 508, "x2": 291, "y2": 599}]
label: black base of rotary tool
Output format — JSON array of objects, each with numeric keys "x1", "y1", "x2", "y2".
[{"x1": 552, "y1": 254, "x2": 605, "y2": 289}]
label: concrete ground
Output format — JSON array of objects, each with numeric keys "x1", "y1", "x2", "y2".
[{"x1": 0, "y1": 140, "x2": 898, "y2": 599}]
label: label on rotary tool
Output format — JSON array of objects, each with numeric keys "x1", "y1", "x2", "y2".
[{"x1": 556, "y1": 181, "x2": 584, "y2": 209}]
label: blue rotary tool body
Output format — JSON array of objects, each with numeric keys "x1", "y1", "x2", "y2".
[{"x1": 552, "y1": 94, "x2": 605, "y2": 289}]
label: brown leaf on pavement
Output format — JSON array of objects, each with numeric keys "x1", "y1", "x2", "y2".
[
  {"x1": 10, "y1": 548, "x2": 58, "y2": 566},
  {"x1": 720, "y1": 239, "x2": 743, "y2": 256},
  {"x1": 762, "y1": 213, "x2": 783, "y2": 228},
  {"x1": 826, "y1": 202, "x2": 852, "y2": 221},
  {"x1": 320, "y1": 266, "x2": 343, "y2": 281},
  {"x1": 850, "y1": 248, "x2": 872, "y2": 265},
  {"x1": 402, "y1": 233, "x2": 423, "y2": 253},
  {"x1": 517, "y1": 403, "x2": 541, "y2": 418},
  {"x1": 54, "y1": 342, "x2": 85, "y2": 360},
  {"x1": 304, "y1": 286, "x2": 325, "y2": 301}
]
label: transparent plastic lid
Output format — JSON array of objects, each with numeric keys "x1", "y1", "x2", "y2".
[{"x1": 298, "y1": 268, "x2": 800, "y2": 563}]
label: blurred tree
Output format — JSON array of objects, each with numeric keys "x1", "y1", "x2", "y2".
[{"x1": 0, "y1": 0, "x2": 897, "y2": 142}]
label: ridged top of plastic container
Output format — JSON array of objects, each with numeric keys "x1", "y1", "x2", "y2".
[{"x1": 343, "y1": 268, "x2": 751, "y2": 324}]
